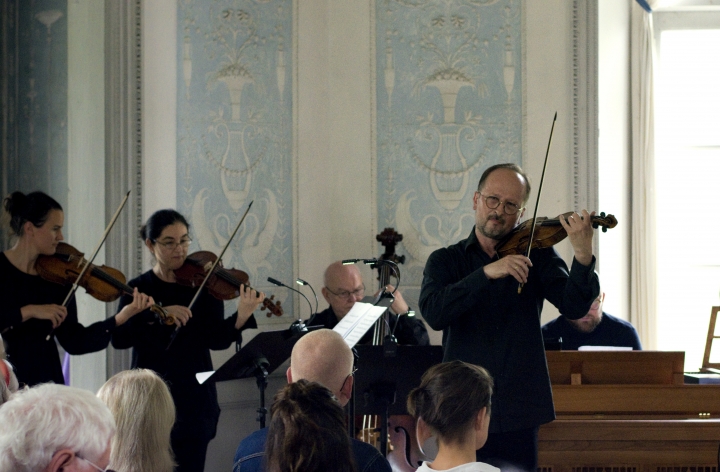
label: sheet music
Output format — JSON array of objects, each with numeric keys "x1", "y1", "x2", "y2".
[{"x1": 333, "y1": 301, "x2": 388, "y2": 347}]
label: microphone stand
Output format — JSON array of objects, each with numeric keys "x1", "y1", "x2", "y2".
[
  {"x1": 267, "y1": 277, "x2": 313, "y2": 332},
  {"x1": 296, "y1": 278, "x2": 319, "y2": 314}
]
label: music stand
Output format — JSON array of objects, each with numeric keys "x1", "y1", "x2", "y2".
[
  {"x1": 195, "y1": 325, "x2": 317, "y2": 428},
  {"x1": 353, "y1": 345, "x2": 444, "y2": 455}
]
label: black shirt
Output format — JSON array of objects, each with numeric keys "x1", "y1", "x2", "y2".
[
  {"x1": 0, "y1": 253, "x2": 117, "y2": 386},
  {"x1": 113, "y1": 270, "x2": 257, "y2": 436},
  {"x1": 419, "y1": 228, "x2": 598, "y2": 433},
  {"x1": 542, "y1": 311, "x2": 642, "y2": 350}
]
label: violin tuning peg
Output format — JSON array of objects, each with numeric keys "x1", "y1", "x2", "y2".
[{"x1": 602, "y1": 227, "x2": 608, "y2": 233}]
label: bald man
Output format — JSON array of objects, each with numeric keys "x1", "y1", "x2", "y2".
[
  {"x1": 233, "y1": 329, "x2": 391, "y2": 472},
  {"x1": 308, "y1": 261, "x2": 429, "y2": 345}
]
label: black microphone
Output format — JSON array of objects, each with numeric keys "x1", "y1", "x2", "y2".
[
  {"x1": 267, "y1": 277, "x2": 313, "y2": 322},
  {"x1": 295, "y1": 278, "x2": 319, "y2": 314}
]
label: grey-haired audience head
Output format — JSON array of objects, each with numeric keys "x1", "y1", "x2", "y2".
[{"x1": 0, "y1": 383, "x2": 115, "y2": 472}]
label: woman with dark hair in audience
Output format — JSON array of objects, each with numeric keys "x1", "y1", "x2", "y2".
[
  {"x1": 407, "y1": 360, "x2": 498, "y2": 472},
  {"x1": 265, "y1": 379, "x2": 357, "y2": 472},
  {"x1": 0, "y1": 191, "x2": 154, "y2": 386},
  {"x1": 98, "y1": 368, "x2": 176, "y2": 472},
  {"x1": 112, "y1": 208, "x2": 263, "y2": 472}
]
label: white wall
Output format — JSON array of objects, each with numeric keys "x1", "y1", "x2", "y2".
[
  {"x1": 524, "y1": 1, "x2": 580, "y2": 326},
  {"x1": 598, "y1": 0, "x2": 631, "y2": 322},
  {"x1": 142, "y1": 0, "x2": 177, "y2": 274},
  {"x1": 67, "y1": 0, "x2": 106, "y2": 392}
]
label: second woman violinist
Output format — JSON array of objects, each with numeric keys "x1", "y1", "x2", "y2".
[
  {"x1": 0, "y1": 191, "x2": 154, "y2": 387},
  {"x1": 111, "y1": 209, "x2": 264, "y2": 472}
]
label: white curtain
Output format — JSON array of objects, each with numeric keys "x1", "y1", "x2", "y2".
[{"x1": 630, "y1": 0, "x2": 657, "y2": 349}]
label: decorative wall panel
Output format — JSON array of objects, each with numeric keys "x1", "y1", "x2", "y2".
[
  {"x1": 177, "y1": 0, "x2": 293, "y2": 322},
  {"x1": 1, "y1": 0, "x2": 68, "y2": 248},
  {"x1": 374, "y1": 0, "x2": 522, "y2": 304}
]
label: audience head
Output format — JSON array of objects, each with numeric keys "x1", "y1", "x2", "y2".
[
  {"x1": 288, "y1": 329, "x2": 355, "y2": 406},
  {"x1": 0, "y1": 383, "x2": 115, "y2": 472},
  {"x1": 265, "y1": 379, "x2": 356, "y2": 472},
  {"x1": 568, "y1": 271, "x2": 605, "y2": 333},
  {"x1": 97, "y1": 369, "x2": 176, "y2": 472},
  {"x1": 0, "y1": 335, "x2": 18, "y2": 406},
  {"x1": 407, "y1": 360, "x2": 494, "y2": 450},
  {"x1": 321, "y1": 261, "x2": 365, "y2": 320},
  {"x1": 3, "y1": 191, "x2": 63, "y2": 237}
]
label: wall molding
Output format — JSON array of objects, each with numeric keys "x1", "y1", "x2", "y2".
[
  {"x1": 104, "y1": 0, "x2": 143, "y2": 376},
  {"x1": 572, "y1": 0, "x2": 600, "y2": 256}
]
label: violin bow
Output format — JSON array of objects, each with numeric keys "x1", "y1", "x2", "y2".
[
  {"x1": 46, "y1": 190, "x2": 131, "y2": 340},
  {"x1": 166, "y1": 200, "x2": 254, "y2": 349},
  {"x1": 518, "y1": 112, "x2": 557, "y2": 294}
]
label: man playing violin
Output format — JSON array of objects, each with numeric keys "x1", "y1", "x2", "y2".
[
  {"x1": 308, "y1": 261, "x2": 429, "y2": 345},
  {"x1": 419, "y1": 163, "x2": 600, "y2": 471}
]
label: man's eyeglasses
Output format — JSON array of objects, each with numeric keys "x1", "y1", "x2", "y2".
[
  {"x1": 480, "y1": 194, "x2": 523, "y2": 215},
  {"x1": 325, "y1": 285, "x2": 365, "y2": 300},
  {"x1": 77, "y1": 455, "x2": 116, "y2": 472},
  {"x1": 340, "y1": 367, "x2": 358, "y2": 392},
  {"x1": 153, "y1": 238, "x2": 192, "y2": 250}
]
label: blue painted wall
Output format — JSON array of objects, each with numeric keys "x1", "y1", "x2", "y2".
[
  {"x1": 177, "y1": 0, "x2": 294, "y2": 320},
  {"x1": 375, "y1": 0, "x2": 522, "y2": 298}
]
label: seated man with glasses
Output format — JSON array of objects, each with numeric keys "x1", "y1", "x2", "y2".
[
  {"x1": 542, "y1": 275, "x2": 642, "y2": 350},
  {"x1": 0, "y1": 383, "x2": 116, "y2": 472},
  {"x1": 233, "y1": 329, "x2": 391, "y2": 472},
  {"x1": 308, "y1": 260, "x2": 429, "y2": 345}
]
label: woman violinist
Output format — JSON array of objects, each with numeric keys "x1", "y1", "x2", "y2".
[
  {"x1": 0, "y1": 191, "x2": 154, "y2": 387},
  {"x1": 111, "y1": 209, "x2": 264, "y2": 472}
]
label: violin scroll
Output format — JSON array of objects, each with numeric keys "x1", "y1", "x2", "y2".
[
  {"x1": 150, "y1": 305, "x2": 176, "y2": 326},
  {"x1": 592, "y1": 212, "x2": 617, "y2": 233}
]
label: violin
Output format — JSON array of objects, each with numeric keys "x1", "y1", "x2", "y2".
[
  {"x1": 496, "y1": 211, "x2": 617, "y2": 258},
  {"x1": 173, "y1": 251, "x2": 283, "y2": 317},
  {"x1": 35, "y1": 242, "x2": 176, "y2": 325}
]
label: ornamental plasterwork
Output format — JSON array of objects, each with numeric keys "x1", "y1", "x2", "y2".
[
  {"x1": 177, "y1": 0, "x2": 292, "y2": 320},
  {"x1": 375, "y1": 0, "x2": 522, "y2": 289}
]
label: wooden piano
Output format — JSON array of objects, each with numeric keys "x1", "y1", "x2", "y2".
[{"x1": 538, "y1": 351, "x2": 720, "y2": 472}]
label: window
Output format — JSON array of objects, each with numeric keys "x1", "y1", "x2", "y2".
[{"x1": 654, "y1": 11, "x2": 720, "y2": 370}]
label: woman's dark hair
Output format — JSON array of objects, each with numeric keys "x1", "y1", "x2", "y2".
[
  {"x1": 407, "y1": 360, "x2": 494, "y2": 446},
  {"x1": 265, "y1": 379, "x2": 357, "y2": 472},
  {"x1": 139, "y1": 209, "x2": 190, "y2": 241},
  {"x1": 3, "y1": 191, "x2": 62, "y2": 236}
]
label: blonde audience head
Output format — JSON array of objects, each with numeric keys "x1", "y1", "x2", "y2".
[{"x1": 97, "y1": 369, "x2": 175, "y2": 472}]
